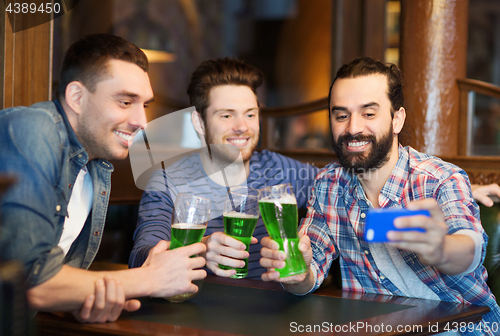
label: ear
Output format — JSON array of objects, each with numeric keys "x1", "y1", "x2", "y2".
[
  {"x1": 392, "y1": 107, "x2": 406, "y2": 134},
  {"x1": 64, "y1": 81, "x2": 86, "y2": 115},
  {"x1": 191, "y1": 110, "x2": 206, "y2": 136}
]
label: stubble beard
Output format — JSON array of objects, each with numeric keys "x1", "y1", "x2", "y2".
[
  {"x1": 78, "y1": 103, "x2": 127, "y2": 161},
  {"x1": 203, "y1": 126, "x2": 258, "y2": 166}
]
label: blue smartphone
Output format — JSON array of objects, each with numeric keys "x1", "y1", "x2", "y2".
[{"x1": 364, "y1": 208, "x2": 430, "y2": 243}]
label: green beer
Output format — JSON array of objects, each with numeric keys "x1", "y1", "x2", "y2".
[
  {"x1": 170, "y1": 223, "x2": 207, "y2": 250},
  {"x1": 259, "y1": 198, "x2": 307, "y2": 277},
  {"x1": 166, "y1": 194, "x2": 210, "y2": 303},
  {"x1": 219, "y1": 211, "x2": 259, "y2": 278},
  {"x1": 167, "y1": 223, "x2": 206, "y2": 303}
]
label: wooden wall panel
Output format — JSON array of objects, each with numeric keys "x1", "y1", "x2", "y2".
[
  {"x1": 2, "y1": 11, "x2": 52, "y2": 109},
  {"x1": 331, "y1": 0, "x2": 386, "y2": 76}
]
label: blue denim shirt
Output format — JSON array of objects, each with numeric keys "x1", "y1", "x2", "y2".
[{"x1": 0, "y1": 100, "x2": 113, "y2": 288}]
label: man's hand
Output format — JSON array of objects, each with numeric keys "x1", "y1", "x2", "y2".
[
  {"x1": 471, "y1": 183, "x2": 500, "y2": 207},
  {"x1": 387, "y1": 199, "x2": 474, "y2": 274},
  {"x1": 202, "y1": 232, "x2": 257, "y2": 277},
  {"x1": 259, "y1": 235, "x2": 312, "y2": 285},
  {"x1": 72, "y1": 276, "x2": 140, "y2": 323},
  {"x1": 141, "y1": 240, "x2": 207, "y2": 298},
  {"x1": 387, "y1": 199, "x2": 447, "y2": 266}
]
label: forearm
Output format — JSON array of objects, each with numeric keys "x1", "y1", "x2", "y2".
[
  {"x1": 433, "y1": 234, "x2": 475, "y2": 275},
  {"x1": 27, "y1": 265, "x2": 153, "y2": 311},
  {"x1": 282, "y1": 267, "x2": 316, "y2": 295}
]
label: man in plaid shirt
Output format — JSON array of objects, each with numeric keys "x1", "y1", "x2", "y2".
[{"x1": 260, "y1": 57, "x2": 500, "y2": 334}]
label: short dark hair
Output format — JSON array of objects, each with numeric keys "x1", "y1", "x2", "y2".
[
  {"x1": 187, "y1": 57, "x2": 264, "y2": 123},
  {"x1": 329, "y1": 57, "x2": 405, "y2": 117},
  {"x1": 57, "y1": 34, "x2": 148, "y2": 100}
]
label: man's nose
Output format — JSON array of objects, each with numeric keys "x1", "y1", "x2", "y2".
[
  {"x1": 232, "y1": 115, "x2": 249, "y2": 133},
  {"x1": 129, "y1": 105, "x2": 148, "y2": 130},
  {"x1": 346, "y1": 114, "x2": 364, "y2": 135}
]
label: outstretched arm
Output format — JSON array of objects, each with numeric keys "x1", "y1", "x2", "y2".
[
  {"x1": 387, "y1": 198, "x2": 476, "y2": 275},
  {"x1": 27, "y1": 241, "x2": 206, "y2": 319}
]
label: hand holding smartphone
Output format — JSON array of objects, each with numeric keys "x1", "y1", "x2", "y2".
[{"x1": 364, "y1": 208, "x2": 430, "y2": 243}]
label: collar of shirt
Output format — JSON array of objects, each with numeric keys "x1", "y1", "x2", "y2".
[{"x1": 53, "y1": 99, "x2": 88, "y2": 163}]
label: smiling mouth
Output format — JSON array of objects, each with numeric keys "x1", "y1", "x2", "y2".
[
  {"x1": 345, "y1": 140, "x2": 372, "y2": 153},
  {"x1": 114, "y1": 130, "x2": 133, "y2": 144},
  {"x1": 347, "y1": 140, "x2": 370, "y2": 148},
  {"x1": 227, "y1": 138, "x2": 249, "y2": 146}
]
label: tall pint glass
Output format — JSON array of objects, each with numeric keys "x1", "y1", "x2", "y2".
[
  {"x1": 258, "y1": 183, "x2": 307, "y2": 278},
  {"x1": 219, "y1": 186, "x2": 260, "y2": 278},
  {"x1": 166, "y1": 194, "x2": 210, "y2": 302}
]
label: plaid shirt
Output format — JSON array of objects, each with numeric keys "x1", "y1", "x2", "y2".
[{"x1": 300, "y1": 145, "x2": 500, "y2": 335}]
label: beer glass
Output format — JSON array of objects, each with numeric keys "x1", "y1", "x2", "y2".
[
  {"x1": 166, "y1": 193, "x2": 211, "y2": 302},
  {"x1": 259, "y1": 183, "x2": 307, "y2": 278},
  {"x1": 219, "y1": 186, "x2": 260, "y2": 278}
]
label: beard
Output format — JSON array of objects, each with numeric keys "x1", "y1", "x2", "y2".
[
  {"x1": 332, "y1": 124, "x2": 394, "y2": 175},
  {"x1": 203, "y1": 127, "x2": 258, "y2": 165}
]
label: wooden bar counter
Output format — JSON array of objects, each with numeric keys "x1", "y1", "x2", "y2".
[{"x1": 35, "y1": 273, "x2": 490, "y2": 336}]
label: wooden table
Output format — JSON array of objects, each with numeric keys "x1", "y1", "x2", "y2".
[{"x1": 35, "y1": 275, "x2": 490, "y2": 336}]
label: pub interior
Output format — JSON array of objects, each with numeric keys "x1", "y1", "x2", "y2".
[{"x1": 2, "y1": 0, "x2": 500, "y2": 335}]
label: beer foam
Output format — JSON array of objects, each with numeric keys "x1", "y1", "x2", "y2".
[
  {"x1": 259, "y1": 194, "x2": 297, "y2": 204},
  {"x1": 172, "y1": 223, "x2": 206, "y2": 229},
  {"x1": 224, "y1": 211, "x2": 259, "y2": 219}
]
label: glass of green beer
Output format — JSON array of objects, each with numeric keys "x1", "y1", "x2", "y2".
[
  {"x1": 166, "y1": 193, "x2": 211, "y2": 302},
  {"x1": 258, "y1": 183, "x2": 307, "y2": 278},
  {"x1": 219, "y1": 186, "x2": 260, "y2": 278}
]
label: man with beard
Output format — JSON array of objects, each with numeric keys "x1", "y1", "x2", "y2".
[
  {"x1": 260, "y1": 57, "x2": 500, "y2": 335},
  {"x1": 129, "y1": 58, "x2": 319, "y2": 279},
  {"x1": 0, "y1": 34, "x2": 206, "y2": 323}
]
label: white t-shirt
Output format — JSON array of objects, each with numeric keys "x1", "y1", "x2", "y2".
[{"x1": 58, "y1": 166, "x2": 93, "y2": 255}]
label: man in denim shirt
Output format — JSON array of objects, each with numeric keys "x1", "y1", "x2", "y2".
[{"x1": 0, "y1": 34, "x2": 206, "y2": 323}]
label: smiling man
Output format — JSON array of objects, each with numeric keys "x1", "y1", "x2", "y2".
[
  {"x1": 129, "y1": 58, "x2": 319, "y2": 279},
  {"x1": 0, "y1": 34, "x2": 206, "y2": 323},
  {"x1": 260, "y1": 57, "x2": 500, "y2": 335}
]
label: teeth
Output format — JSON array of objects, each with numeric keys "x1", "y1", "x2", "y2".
[
  {"x1": 228, "y1": 139, "x2": 247, "y2": 145},
  {"x1": 114, "y1": 131, "x2": 133, "y2": 141},
  {"x1": 348, "y1": 141, "x2": 369, "y2": 147}
]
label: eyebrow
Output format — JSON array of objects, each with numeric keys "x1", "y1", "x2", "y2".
[
  {"x1": 330, "y1": 102, "x2": 380, "y2": 113},
  {"x1": 330, "y1": 106, "x2": 348, "y2": 113},
  {"x1": 214, "y1": 107, "x2": 259, "y2": 113},
  {"x1": 362, "y1": 102, "x2": 379, "y2": 109},
  {"x1": 113, "y1": 91, "x2": 155, "y2": 104}
]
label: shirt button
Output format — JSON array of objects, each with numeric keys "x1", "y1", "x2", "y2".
[
  {"x1": 68, "y1": 184, "x2": 72, "y2": 189},
  {"x1": 364, "y1": 250, "x2": 369, "y2": 255},
  {"x1": 380, "y1": 275, "x2": 386, "y2": 280},
  {"x1": 101, "y1": 191, "x2": 107, "y2": 196},
  {"x1": 94, "y1": 231, "x2": 100, "y2": 236},
  {"x1": 56, "y1": 205, "x2": 61, "y2": 211},
  {"x1": 360, "y1": 213, "x2": 366, "y2": 218}
]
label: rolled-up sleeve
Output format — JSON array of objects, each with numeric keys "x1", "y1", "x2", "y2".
[{"x1": 435, "y1": 170, "x2": 487, "y2": 269}]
